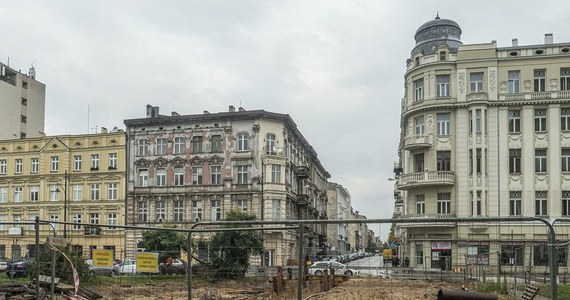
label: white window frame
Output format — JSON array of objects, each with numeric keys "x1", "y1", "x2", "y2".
[
  {"x1": 414, "y1": 79, "x2": 424, "y2": 101},
  {"x1": 535, "y1": 191, "x2": 548, "y2": 216},
  {"x1": 155, "y1": 200, "x2": 165, "y2": 222},
  {"x1": 13, "y1": 186, "x2": 23, "y2": 202},
  {"x1": 508, "y1": 71, "x2": 520, "y2": 93},
  {"x1": 90, "y1": 183, "x2": 100, "y2": 200},
  {"x1": 416, "y1": 194, "x2": 425, "y2": 215},
  {"x1": 72, "y1": 184, "x2": 82, "y2": 201},
  {"x1": 72, "y1": 214, "x2": 82, "y2": 230},
  {"x1": 470, "y1": 72, "x2": 484, "y2": 92},
  {"x1": 15, "y1": 159, "x2": 23, "y2": 174},
  {"x1": 107, "y1": 213, "x2": 117, "y2": 229},
  {"x1": 192, "y1": 136, "x2": 203, "y2": 153},
  {"x1": 237, "y1": 133, "x2": 248, "y2": 151},
  {"x1": 534, "y1": 69, "x2": 546, "y2": 92},
  {"x1": 107, "y1": 183, "x2": 118, "y2": 200},
  {"x1": 192, "y1": 198, "x2": 203, "y2": 221},
  {"x1": 174, "y1": 168, "x2": 184, "y2": 186},
  {"x1": 73, "y1": 155, "x2": 82, "y2": 171},
  {"x1": 437, "y1": 193, "x2": 451, "y2": 214},
  {"x1": 174, "y1": 199, "x2": 184, "y2": 222},
  {"x1": 535, "y1": 109, "x2": 547, "y2": 132},
  {"x1": 156, "y1": 168, "x2": 166, "y2": 186},
  {"x1": 156, "y1": 138, "x2": 167, "y2": 155},
  {"x1": 211, "y1": 166, "x2": 221, "y2": 185},
  {"x1": 272, "y1": 199, "x2": 281, "y2": 220},
  {"x1": 271, "y1": 164, "x2": 281, "y2": 183},
  {"x1": 31, "y1": 158, "x2": 39, "y2": 173},
  {"x1": 535, "y1": 149, "x2": 547, "y2": 173},
  {"x1": 138, "y1": 139, "x2": 149, "y2": 156},
  {"x1": 192, "y1": 167, "x2": 203, "y2": 185},
  {"x1": 0, "y1": 160, "x2": 6, "y2": 175},
  {"x1": 0, "y1": 187, "x2": 6, "y2": 203},
  {"x1": 138, "y1": 169, "x2": 149, "y2": 187},
  {"x1": 237, "y1": 165, "x2": 248, "y2": 184},
  {"x1": 30, "y1": 185, "x2": 39, "y2": 202},
  {"x1": 509, "y1": 110, "x2": 521, "y2": 133},
  {"x1": 174, "y1": 137, "x2": 185, "y2": 154},
  {"x1": 108, "y1": 153, "x2": 118, "y2": 169},
  {"x1": 50, "y1": 156, "x2": 59, "y2": 172},
  {"x1": 237, "y1": 199, "x2": 249, "y2": 212},
  {"x1": 211, "y1": 199, "x2": 221, "y2": 221},
  {"x1": 50, "y1": 185, "x2": 58, "y2": 201},
  {"x1": 90, "y1": 154, "x2": 99, "y2": 170},
  {"x1": 414, "y1": 116, "x2": 424, "y2": 135},
  {"x1": 436, "y1": 75, "x2": 450, "y2": 97},
  {"x1": 436, "y1": 113, "x2": 450, "y2": 135}
]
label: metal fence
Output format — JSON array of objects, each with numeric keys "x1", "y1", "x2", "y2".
[{"x1": 0, "y1": 217, "x2": 564, "y2": 300}]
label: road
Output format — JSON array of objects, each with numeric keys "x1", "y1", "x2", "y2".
[{"x1": 346, "y1": 255, "x2": 390, "y2": 276}]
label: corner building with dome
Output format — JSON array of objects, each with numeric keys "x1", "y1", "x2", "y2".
[{"x1": 393, "y1": 15, "x2": 570, "y2": 273}]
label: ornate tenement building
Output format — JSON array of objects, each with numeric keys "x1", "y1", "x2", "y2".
[
  {"x1": 0, "y1": 63, "x2": 45, "y2": 140},
  {"x1": 0, "y1": 130, "x2": 126, "y2": 259},
  {"x1": 326, "y1": 182, "x2": 351, "y2": 254},
  {"x1": 393, "y1": 15, "x2": 570, "y2": 272},
  {"x1": 124, "y1": 105, "x2": 330, "y2": 266}
]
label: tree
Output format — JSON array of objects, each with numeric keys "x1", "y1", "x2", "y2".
[
  {"x1": 209, "y1": 210, "x2": 264, "y2": 278},
  {"x1": 29, "y1": 243, "x2": 92, "y2": 284},
  {"x1": 139, "y1": 224, "x2": 188, "y2": 263}
]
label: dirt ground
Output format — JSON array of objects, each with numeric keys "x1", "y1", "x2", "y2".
[{"x1": 93, "y1": 277, "x2": 505, "y2": 300}]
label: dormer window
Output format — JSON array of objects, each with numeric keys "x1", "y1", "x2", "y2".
[
  {"x1": 415, "y1": 57, "x2": 420, "y2": 66},
  {"x1": 439, "y1": 51, "x2": 446, "y2": 61}
]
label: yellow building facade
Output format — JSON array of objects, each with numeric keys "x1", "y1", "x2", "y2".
[{"x1": 0, "y1": 130, "x2": 126, "y2": 259}]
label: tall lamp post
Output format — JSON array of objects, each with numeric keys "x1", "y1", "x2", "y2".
[{"x1": 56, "y1": 170, "x2": 69, "y2": 238}]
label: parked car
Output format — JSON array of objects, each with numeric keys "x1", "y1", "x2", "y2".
[
  {"x1": 85, "y1": 259, "x2": 118, "y2": 277},
  {"x1": 159, "y1": 258, "x2": 186, "y2": 275},
  {"x1": 117, "y1": 259, "x2": 137, "y2": 275},
  {"x1": 0, "y1": 259, "x2": 10, "y2": 271},
  {"x1": 5, "y1": 259, "x2": 29, "y2": 278},
  {"x1": 308, "y1": 261, "x2": 359, "y2": 276}
]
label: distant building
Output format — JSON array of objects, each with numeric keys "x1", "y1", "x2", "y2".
[
  {"x1": 124, "y1": 105, "x2": 330, "y2": 266},
  {"x1": 393, "y1": 15, "x2": 570, "y2": 272},
  {"x1": 0, "y1": 63, "x2": 45, "y2": 140},
  {"x1": 0, "y1": 130, "x2": 126, "y2": 259},
  {"x1": 326, "y1": 182, "x2": 351, "y2": 254}
]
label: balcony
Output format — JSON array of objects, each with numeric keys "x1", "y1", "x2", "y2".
[
  {"x1": 84, "y1": 226, "x2": 101, "y2": 236},
  {"x1": 397, "y1": 171, "x2": 455, "y2": 190},
  {"x1": 396, "y1": 213, "x2": 457, "y2": 228},
  {"x1": 296, "y1": 193, "x2": 309, "y2": 206},
  {"x1": 296, "y1": 165, "x2": 310, "y2": 179},
  {"x1": 499, "y1": 90, "x2": 570, "y2": 101},
  {"x1": 403, "y1": 134, "x2": 432, "y2": 150}
]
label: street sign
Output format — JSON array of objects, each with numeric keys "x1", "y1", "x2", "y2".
[
  {"x1": 136, "y1": 252, "x2": 159, "y2": 273},
  {"x1": 48, "y1": 236, "x2": 67, "y2": 247},
  {"x1": 92, "y1": 249, "x2": 114, "y2": 267}
]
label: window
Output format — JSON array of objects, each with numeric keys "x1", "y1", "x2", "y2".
[
  {"x1": 562, "y1": 108, "x2": 570, "y2": 131},
  {"x1": 21, "y1": 97, "x2": 27, "y2": 105},
  {"x1": 439, "y1": 51, "x2": 446, "y2": 61},
  {"x1": 13, "y1": 186, "x2": 23, "y2": 202},
  {"x1": 138, "y1": 169, "x2": 148, "y2": 187},
  {"x1": 237, "y1": 133, "x2": 248, "y2": 151},
  {"x1": 534, "y1": 109, "x2": 547, "y2": 132},
  {"x1": 192, "y1": 197, "x2": 203, "y2": 221},
  {"x1": 475, "y1": 109, "x2": 482, "y2": 133},
  {"x1": 414, "y1": 115, "x2": 424, "y2": 135},
  {"x1": 211, "y1": 199, "x2": 221, "y2": 221},
  {"x1": 508, "y1": 71, "x2": 520, "y2": 93},
  {"x1": 192, "y1": 167, "x2": 203, "y2": 185},
  {"x1": 20, "y1": 115, "x2": 27, "y2": 123},
  {"x1": 563, "y1": 191, "x2": 570, "y2": 216},
  {"x1": 155, "y1": 200, "x2": 165, "y2": 222},
  {"x1": 436, "y1": 75, "x2": 450, "y2": 97},
  {"x1": 210, "y1": 135, "x2": 222, "y2": 153},
  {"x1": 89, "y1": 213, "x2": 99, "y2": 234},
  {"x1": 138, "y1": 139, "x2": 149, "y2": 156},
  {"x1": 15, "y1": 159, "x2": 23, "y2": 174},
  {"x1": 107, "y1": 183, "x2": 118, "y2": 200},
  {"x1": 266, "y1": 134, "x2": 276, "y2": 154},
  {"x1": 416, "y1": 194, "x2": 425, "y2": 215},
  {"x1": 470, "y1": 72, "x2": 484, "y2": 92},
  {"x1": 108, "y1": 153, "x2": 117, "y2": 169},
  {"x1": 30, "y1": 185, "x2": 39, "y2": 202},
  {"x1": 174, "y1": 168, "x2": 184, "y2": 186},
  {"x1": 156, "y1": 138, "x2": 167, "y2": 155},
  {"x1": 535, "y1": 149, "x2": 547, "y2": 173},
  {"x1": 436, "y1": 113, "x2": 450, "y2": 135},
  {"x1": 534, "y1": 69, "x2": 546, "y2": 92},
  {"x1": 107, "y1": 213, "x2": 117, "y2": 229},
  {"x1": 272, "y1": 199, "x2": 281, "y2": 220},
  {"x1": 50, "y1": 156, "x2": 59, "y2": 172},
  {"x1": 73, "y1": 155, "x2": 82, "y2": 171},
  {"x1": 467, "y1": 241, "x2": 490, "y2": 265},
  {"x1": 509, "y1": 149, "x2": 521, "y2": 174},
  {"x1": 237, "y1": 199, "x2": 249, "y2": 212},
  {"x1": 437, "y1": 193, "x2": 451, "y2": 214},
  {"x1": 90, "y1": 154, "x2": 99, "y2": 170},
  {"x1": 414, "y1": 79, "x2": 424, "y2": 101},
  {"x1": 0, "y1": 214, "x2": 5, "y2": 229},
  {"x1": 138, "y1": 200, "x2": 148, "y2": 222},
  {"x1": 211, "y1": 166, "x2": 221, "y2": 185},
  {"x1": 155, "y1": 168, "x2": 166, "y2": 186},
  {"x1": 271, "y1": 164, "x2": 281, "y2": 183},
  {"x1": 72, "y1": 214, "x2": 82, "y2": 230},
  {"x1": 535, "y1": 191, "x2": 548, "y2": 216},
  {"x1": 173, "y1": 200, "x2": 184, "y2": 222},
  {"x1": 237, "y1": 165, "x2": 248, "y2": 184},
  {"x1": 509, "y1": 110, "x2": 521, "y2": 133},
  {"x1": 415, "y1": 56, "x2": 420, "y2": 66},
  {"x1": 563, "y1": 149, "x2": 570, "y2": 172},
  {"x1": 476, "y1": 191, "x2": 482, "y2": 216},
  {"x1": 31, "y1": 158, "x2": 38, "y2": 173},
  {"x1": 28, "y1": 214, "x2": 37, "y2": 230},
  {"x1": 50, "y1": 185, "x2": 58, "y2": 201},
  {"x1": 436, "y1": 151, "x2": 451, "y2": 171},
  {"x1": 0, "y1": 187, "x2": 6, "y2": 203},
  {"x1": 90, "y1": 184, "x2": 100, "y2": 200},
  {"x1": 174, "y1": 137, "x2": 185, "y2": 154},
  {"x1": 476, "y1": 148, "x2": 482, "y2": 174},
  {"x1": 510, "y1": 191, "x2": 522, "y2": 216},
  {"x1": 192, "y1": 136, "x2": 203, "y2": 153},
  {"x1": 72, "y1": 184, "x2": 82, "y2": 201},
  {"x1": 50, "y1": 214, "x2": 59, "y2": 231},
  {"x1": 415, "y1": 242, "x2": 424, "y2": 265},
  {"x1": 0, "y1": 160, "x2": 6, "y2": 174},
  {"x1": 562, "y1": 68, "x2": 570, "y2": 91}
]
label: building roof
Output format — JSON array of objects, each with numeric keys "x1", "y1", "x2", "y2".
[{"x1": 412, "y1": 14, "x2": 462, "y2": 56}]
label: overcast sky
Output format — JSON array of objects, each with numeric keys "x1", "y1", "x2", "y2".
[{"x1": 2, "y1": 1, "x2": 569, "y2": 239}]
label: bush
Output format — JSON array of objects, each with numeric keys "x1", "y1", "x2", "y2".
[{"x1": 475, "y1": 280, "x2": 508, "y2": 294}]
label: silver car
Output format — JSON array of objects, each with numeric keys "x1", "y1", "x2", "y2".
[
  {"x1": 308, "y1": 261, "x2": 359, "y2": 276},
  {"x1": 85, "y1": 259, "x2": 118, "y2": 277}
]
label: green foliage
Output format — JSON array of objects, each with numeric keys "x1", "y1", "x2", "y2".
[
  {"x1": 474, "y1": 280, "x2": 508, "y2": 295},
  {"x1": 28, "y1": 243, "x2": 92, "y2": 284},
  {"x1": 139, "y1": 225, "x2": 188, "y2": 262},
  {"x1": 209, "y1": 210, "x2": 264, "y2": 278}
]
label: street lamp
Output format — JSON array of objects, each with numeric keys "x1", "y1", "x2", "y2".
[{"x1": 55, "y1": 170, "x2": 68, "y2": 238}]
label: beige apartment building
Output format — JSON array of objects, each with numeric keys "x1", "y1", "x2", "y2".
[
  {"x1": 326, "y1": 183, "x2": 351, "y2": 254},
  {"x1": 0, "y1": 130, "x2": 126, "y2": 259},
  {"x1": 124, "y1": 105, "x2": 330, "y2": 266},
  {"x1": 0, "y1": 63, "x2": 45, "y2": 140},
  {"x1": 394, "y1": 15, "x2": 570, "y2": 272}
]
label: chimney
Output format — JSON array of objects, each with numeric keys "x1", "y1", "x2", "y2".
[
  {"x1": 204, "y1": 110, "x2": 210, "y2": 114},
  {"x1": 238, "y1": 107, "x2": 245, "y2": 112},
  {"x1": 146, "y1": 105, "x2": 154, "y2": 118},
  {"x1": 229, "y1": 105, "x2": 235, "y2": 112},
  {"x1": 152, "y1": 106, "x2": 159, "y2": 117},
  {"x1": 101, "y1": 127, "x2": 108, "y2": 133},
  {"x1": 545, "y1": 33, "x2": 553, "y2": 44},
  {"x1": 512, "y1": 38, "x2": 518, "y2": 47}
]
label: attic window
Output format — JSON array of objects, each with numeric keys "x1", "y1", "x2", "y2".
[
  {"x1": 52, "y1": 144, "x2": 58, "y2": 149},
  {"x1": 75, "y1": 142, "x2": 82, "y2": 146},
  {"x1": 16, "y1": 146, "x2": 23, "y2": 150},
  {"x1": 562, "y1": 48, "x2": 570, "y2": 53},
  {"x1": 534, "y1": 49, "x2": 544, "y2": 55},
  {"x1": 439, "y1": 51, "x2": 446, "y2": 61},
  {"x1": 110, "y1": 139, "x2": 117, "y2": 144},
  {"x1": 509, "y1": 51, "x2": 519, "y2": 57},
  {"x1": 32, "y1": 145, "x2": 38, "y2": 149},
  {"x1": 0, "y1": 147, "x2": 6, "y2": 151},
  {"x1": 415, "y1": 57, "x2": 420, "y2": 66},
  {"x1": 92, "y1": 141, "x2": 99, "y2": 145}
]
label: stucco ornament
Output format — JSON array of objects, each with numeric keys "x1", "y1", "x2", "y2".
[
  {"x1": 499, "y1": 81, "x2": 507, "y2": 93},
  {"x1": 458, "y1": 72, "x2": 465, "y2": 94},
  {"x1": 523, "y1": 80, "x2": 532, "y2": 91},
  {"x1": 550, "y1": 79, "x2": 558, "y2": 90},
  {"x1": 489, "y1": 70, "x2": 496, "y2": 92}
]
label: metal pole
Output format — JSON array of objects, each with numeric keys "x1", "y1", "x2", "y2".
[
  {"x1": 35, "y1": 217, "x2": 40, "y2": 300},
  {"x1": 548, "y1": 226, "x2": 558, "y2": 300},
  {"x1": 297, "y1": 223, "x2": 304, "y2": 300},
  {"x1": 63, "y1": 170, "x2": 68, "y2": 239},
  {"x1": 50, "y1": 230, "x2": 56, "y2": 299},
  {"x1": 188, "y1": 231, "x2": 192, "y2": 300}
]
